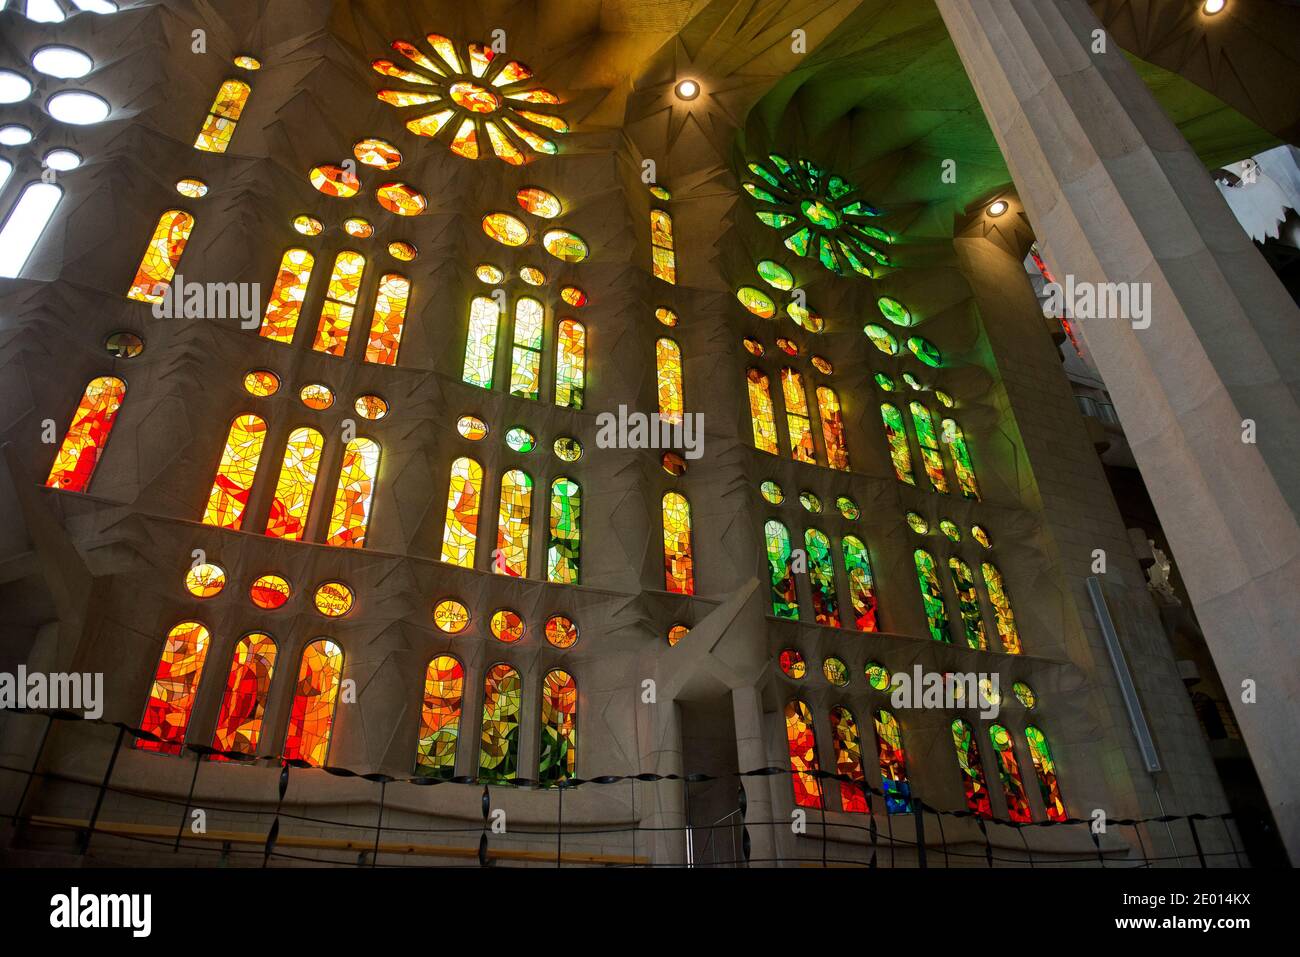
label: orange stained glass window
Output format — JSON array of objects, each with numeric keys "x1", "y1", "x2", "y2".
[
  {"x1": 201, "y1": 414, "x2": 267, "y2": 530},
  {"x1": 363, "y1": 273, "x2": 410, "y2": 365},
  {"x1": 662, "y1": 491, "x2": 694, "y2": 595},
  {"x1": 137, "y1": 621, "x2": 212, "y2": 755},
  {"x1": 816, "y1": 386, "x2": 849, "y2": 471},
  {"x1": 746, "y1": 369, "x2": 779, "y2": 454},
  {"x1": 376, "y1": 182, "x2": 428, "y2": 215},
  {"x1": 125, "y1": 210, "x2": 195, "y2": 303},
  {"x1": 259, "y1": 248, "x2": 315, "y2": 343},
  {"x1": 194, "y1": 79, "x2": 251, "y2": 153},
  {"x1": 539, "y1": 669, "x2": 577, "y2": 784},
  {"x1": 283, "y1": 638, "x2": 344, "y2": 767},
  {"x1": 211, "y1": 632, "x2": 278, "y2": 759},
  {"x1": 989, "y1": 724, "x2": 1033, "y2": 822},
  {"x1": 655, "y1": 337, "x2": 683, "y2": 425},
  {"x1": 555, "y1": 318, "x2": 585, "y2": 409},
  {"x1": 264, "y1": 426, "x2": 324, "y2": 541},
  {"x1": 184, "y1": 562, "x2": 226, "y2": 598},
  {"x1": 309, "y1": 164, "x2": 360, "y2": 198},
  {"x1": 509, "y1": 297, "x2": 544, "y2": 400},
  {"x1": 829, "y1": 706, "x2": 870, "y2": 813},
  {"x1": 325, "y1": 437, "x2": 379, "y2": 548},
  {"x1": 981, "y1": 561, "x2": 1022, "y2": 654},
  {"x1": 440, "y1": 456, "x2": 482, "y2": 567},
  {"x1": 415, "y1": 654, "x2": 464, "y2": 778},
  {"x1": 650, "y1": 209, "x2": 676, "y2": 283},
  {"x1": 250, "y1": 574, "x2": 291, "y2": 609},
  {"x1": 784, "y1": 699, "x2": 823, "y2": 809},
  {"x1": 312, "y1": 251, "x2": 367, "y2": 356},
  {"x1": 45, "y1": 376, "x2": 126, "y2": 493},
  {"x1": 781, "y1": 368, "x2": 815, "y2": 464},
  {"x1": 479, "y1": 663, "x2": 522, "y2": 783},
  {"x1": 494, "y1": 468, "x2": 532, "y2": 577}
]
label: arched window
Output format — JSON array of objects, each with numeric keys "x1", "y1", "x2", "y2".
[
  {"x1": 804, "y1": 528, "x2": 840, "y2": 627},
  {"x1": 951, "y1": 718, "x2": 991, "y2": 818},
  {"x1": 784, "y1": 700, "x2": 823, "y2": 809},
  {"x1": 264, "y1": 426, "x2": 323, "y2": 541},
  {"x1": 913, "y1": 548, "x2": 951, "y2": 643},
  {"x1": 494, "y1": 468, "x2": 532, "y2": 576},
  {"x1": 981, "y1": 562, "x2": 1022, "y2": 654},
  {"x1": 125, "y1": 209, "x2": 194, "y2": 303},
  {"x1": 463, "y1": 296, "x2": 501, "y2": 388},
  {"x1": 816, "y1": 386, "x2": 849, "y2": 470},
  {"x1": 325, "y1": 437, "x2": 379, "y2": 547},
  {"x1": 780, "y1": 368, "x2": 815, "y2": 464},
  {"x1": 211, "y1": 632, "x2": 278, "y2": 759},
  {"x1": 441, "y1": 456, "x2": 482, "y2": 567},
  {"x1": 202, "y1": 414, "x2": 267, "y2": 530},
  {"x1": 0, "y1": 182, "x2": 63, "y2": 278},
  {"x1": 880, "y1": 404, "x2": 915, "y2": 485},
  {"x1": 259, "y1": 248, "x2": 315, "y2": 343},
  {"x1": 283, "y1": 639, "x2": 344, "y2": 767},
  {"x1": 479, "y1": 662, "x2": 521, "y2": 783},
  {"x1": 655, "y1": 337, "x2": 683, "y2": 425},
  {"x1": 1025, "y1": 725, "x2": 1067, "y2": 821},
  {"x1": 662, "y1": 491, "x2": 694, "y2": 594},
  {"x1": 311, "y1": 250, "x2": 366, "y2": 356},
  {"x1": 363, "y1": 273, "x2": 410, "y2": 365},
  {"x1": 509, "y1": 296, "x2": 544, "y2": 400},
  {"x1": 555, "y1": 317, "x2": 585, "y2": 409},
  {"x1": 137, "y1": 621, "x2": 212, "y2": 755},
  {"x1": 415, "y1": 654, "x2": 463, "y2": 779},
  {"x1": 539, "y1": 669, "x2": 577, "y2": 784},
  {"x1": 829, "y1": 706, "x2": 869, "y2": 813},
  {"x1": 547, "y1": 477, "x2": 580, "y2": 584},
  {"x1": 650, "y1": 209, "x2": 676, "y2": 283},
  {"x1": 873, "y1": 709, "x2": 913, "y2": 814},
  {"x1": 45, "y1": 376, "x2": 126, "y2": 492},
  {"x1": 764, "y1": 520, "x2": 798, "y2": 620},
  {"x1": 746, "y1": 369, "x2": 779, "y2": 454},
  {"x1": 194, "y1": 78, "x2": 251, "y2": 153},
  {"x1": 947, "y1": 557, "x2": 988, "y2": 651},
  {"x1": 841, "y1": 535, "x2": 877, "y2": 632},
  {"x1": 941, "y1": 418, "x2": 980, "y2": 500},
  {"x1": 988, "y1": 724, "x2": 1032, "y2": 822},
  {"x1": 909, "y1": 402, "x2": 948, "y2": 493}
]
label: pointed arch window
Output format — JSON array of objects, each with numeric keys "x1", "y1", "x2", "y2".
[
  {"x1": 941, "y1": 418, "x2": 980, "y2": 500},
  {"x1": 784, "y1": 699, "x2": 823, "y2": 809},
  {"x1": 264, "y1": 426, "x2": 323, "y2": 541},
  {"x1": 988, "y1": 724, "x2": 1033, "y2": 822},
  {"x1": 547, "y1": 477, "x2": 581, "y2": 584},
  {"x1": 125, "y1": 209, "x2": 194, "y2": 303},
  {"x1": 137, "y1": 621, "x2": 211, "y2": 755},
  {"x1": 1026, "y1": 726, "x2": 1067, "y2": 821},
  {"x1": 873, "y1": 709, "x2": 913, "y2": 814},
  {"x1": 194, "y1": 78, "x2": 251, "y2": 153},
  {"x1": 415, "y1": 654, "x2": 464, "y2": 779},
  {"x1": 764, "y1": 520, "x2": 798, "y2": 620},
  {"x1": 539, "y1": 669, "x2": 577, "y2": 784},
  {"x1": 494, "y1": 468, "x2": 532, "y2": 576},
  {"x1": 951, "y1": 718, "x2": 992, "y2": 818},
  {"x1": 829, "y1": 706, "x2": 869, "y2": 813},
  {"x1": 981, "y1": 562, "x2": 1022, "y2": 654},
  {"x1": 947, "y1": 557, "x2": 988, "y2": 650},
  {"x1": 283, "y1": 639, "x2": 344, "y2": 767},
  {"x1": 746, "y1": 369, "x2": 779, "y2": 454},
  {"x1": 816, "y1": 386, "x2": 849, "y2": 470},
  {"x1": 441, "y1": 456, "x2": 482, "y2": 567},
  {"x1": 780, "y1": 368, "x2": 815, "y2": 464},
  {"x1": 45, "y1": 376, "x2": 126, "y2": 492},
  {"x1": 479, "y1": 663, "x2": 522, "y2": 783},
  {"x1": 363, "y1": 273, "x2": 410, "y2": 365},
  {"x1": 259, "y1": 248, "x2": 315, "y2": 343},
  {"x1": 909, "y1": 401, "x2": 948, "y2": 493},
  {"x1": 463, "y1": 296, "x2": 501, "y2": 388},
  {"x1": 650, "y1": 209, "x2": 676, "y2": 283},
  {"x1": 202, "y1": 414, "x2": 267, "y2": 530},
  {"x1": 880, "y1": 403, "x2": 915, "y2": 485},
  {"x1": 656, "y1": 337, "x2": 683, "y2": 424},
  {"x1": 0, "y1": 182, "x2": 63, "y2": 279},
  {"x1": 841, "y1": 535, "x2": 878, "y2": 632},
  {"x1": 325, "y1": 437, "x2": 379, "y2": 547},
  {"x1": 662, "y1": 491, "x2": 694, "y2": 594},
  {"x1": 311, "y1": 250, "x2": 367, "y2": 356},
  {"x1": 913, "y1": 548, "x2": 951, "y2": 644},
  {"x1": 555, "y1": 317, "x2": 585, "y2": 409},
  {"x1": 211, "y1": 632, "x2": 278, "y2": 759},
  {"x1": 804, "y1": 528, "x2": 840, "y2": 627}
]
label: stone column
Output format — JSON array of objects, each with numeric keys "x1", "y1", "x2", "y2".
[{"x1": 936, "y1": 0, "x2": 1300, "y2": 860}]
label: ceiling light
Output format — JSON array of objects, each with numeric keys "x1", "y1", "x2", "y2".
[
  {"x1": 0, "y1": 71, "x2": 33, "y2": 104},
  {"x1": 32, "y1": 46, "x2": 94, "y2": 80},
  {"x1": 987, "y1": 199, "x2": 1009, "y2": 217},
  {"x1": 1203, "y1": 0, "x2": 1226, "y2": 14},
  {"x1": 47, "y1": 90, "x2": 111, "y2": 125},
  {"x1": 674, "y1": 79, "x2": 700, "y2": 101},
  {"x1": 0, "y1": 125, "x2": 34, "y2": 146},
  {"x1": 44, "y1": 148, "x2": 84, "y2": 171}
]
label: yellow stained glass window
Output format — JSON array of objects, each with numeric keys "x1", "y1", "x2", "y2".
[
  {"x1": 355, "y1": 395, "x2": 388, "y2": 420},
  {"x1": 981, "y1": 562, "x2": 1022, "y2": 654},
  {"x1": 433, "y1": 599, "x2": 470, "y2": 633},
  {"x1": 545, "y1": 615, "x2": 578, "y2": 648},
  {"x1": 441, "y1": 456, "x2": 482, "y2": 567},
  {"x1": 541, "y1": 228, "x2": 588, "y2": 263},
  {"x1": 816, "y1": 386, "x2": 849, "y2": 471},
  {"x1": 325, "y1": 437, "x2": 379, "y2": 548},
  {"x1": 201, "y1": 414, "x2": 267, "y2": 530},
  {"x1": 539, "y1": 669, "x2": 577, "y2": 784},
  {"x1": 125, "y1": 210, "x2": 194, "y2": 303},
  {"x1": 463, "y1": 296, "x2": 500, "y2": 388},
  {"x1": 313, "y1": 581, "x2": 354, "y2": 617},
  {"x1": 494, "y1": 468, "x2": 532, "y2": 577},
  {"x1": 299, "y1": 383, "x2": 333, "y2": 410},
  {"x1": 264, "y1": 427, "x2": 323, "y2": 542},
  {"x1": 45, "y1": 375, "x2": 126, "y2": 492},
  {"x1": 309, "y1": 164, "x2": 360, "y2": 198},
  {"x1": 781, "y1": 368, "x2": 815, "y2": 464},
  {"x1": 517, "y1": 186, "x2": 561, "y2": 218},
  {"x1": 746, "y1": 368, "x2": 778, "y2": 455},
  {"x1": 388, "y1": 240, "x2": 418, "y2": 261},
  {"x1": 343, "y1": 217, "x2": 373, "y2": 238},
  {"x1": 311, "y1": 250, "x2": 366, "y2": 356},
  {"x1": 194, "y1": 79, "x2": 250, "y2": 153},
  {"x1": 784, "y1": 699, "x2": 823, "y2": 809},
  {"x1": 283, "y1": 639, "x2": 343, "y2": 767},
  {"x1": 377, "y1": 182, "x2": 427, "y2": 216},
  {"x1": 482, "y1": 212, "x2": 529, "y2": 246},
  {"x1": 184, "y1": 562, "x2": 225, "y2": 598},
  {"x1": 509, "y1": 297, "x2": 544, "y2": 401},
  {"x1": 650, "y1": 209, "x2": 675, "y2": 283},
  {"x1": 292, "y1": 215, "x2": 323, "y2": 236},
  {"x1": 662, "y1": 491, "x2": 694, "y2": 595},
  {"x1": 175, "y1": 178, "x2": 208, "y2": 198},
  {"x1": 479, "y1": 663, "x2": 521, "y2": 783},
  {"x1": 656, "y1": 337, "x2": 683, "y2": 425},
  {"x1": 490, "y1": 609, "x2": 525, "y2": 643},
  {"x1": 363, "y1": 273, "x2": 410, "y2": 366},
  {"x1": 250, "y1": 574, "x2": 291, "y2": 610},
  {"x1": 243, "y1": 370, "x2": 279, "y2": 397},
  {"x1": 259, "y1": 248, "x2": 315, "y2": 343},
  {"x1": 354, "y1": 137, "x2": 402, "y2": 169},
  {"x1": 211, "y1": 632, "x2": 277, "y2": 758},
  {"x1": 136, "y1": 621, "x2": 211, "y2": 755},
  {"x1": 555, "y1": 318, "x2": 585, "y2": 410},
  {"x1": 416, "y1": 655, "x2": 464, "y2": 778},
  {"x1": 548, "y1": 477, "x2": 580, "y2": 584}
]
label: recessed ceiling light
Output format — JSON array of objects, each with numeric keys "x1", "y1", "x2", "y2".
[
  {"x1": 674, "y1": 79, "x2": 700, "y2": 101},
  {"x1": 32, "y1": 46, "x2": 94, "y2": 80},
  {"x1": 987, "y1": 199, "x2": 1009, "y2": 217},
  {"x1": 47, "y1": 90, "x2": 111, "y2": 125},
  {"x1": 1203, "y1": 0, "x2": 1226, "y2": 14}
]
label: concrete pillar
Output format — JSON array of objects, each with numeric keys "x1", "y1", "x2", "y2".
[
  {"x1": 731, "y1": 685, "x2": 777, "y2": 866},
  {"x1": 936, "y1": 0, "x2": 1300, "y2": 860}
]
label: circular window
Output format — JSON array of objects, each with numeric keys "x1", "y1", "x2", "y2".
[
  {"x1": 47, "y1": 90, "x2": 111, "y2": 124},
  {"x1": 299, "y1": 383, "x2": 334, "y2": 410},
  {"x1": 244, "y1": 370, "x2": 280, "y2": 397},
  {"x1": 456, "y1": 415, "x2": 488, "y2": 440},
  {"x1": 313, "y1": 581, "x2": 354, "y2": 617},
  {"x1": 667, "y1": 623, "x2": 689, "y2": 646},
  {"x1": 823, "y1": 657, "x2": 849, "y2": 687},
  {"x1": 184, "y1": 562, "x2": 225, "y2": 598},
  {"x1": 865, "y1": 661, "x2": 891, "y2": 692},
  {"x1": 250, "y1": 574, "x2": 292, "y2": 610},
  {"x1": 779, "y1": 649, "x2": 806, "y2": 679},
  {"x1": 760, "y1": 480, "x2": 784, "y2": 505},
  {"x1": 433, "y1": 599, "x2": 470, "y2": 634},
  {"x1": 354, "y1": 395, "x2": 388, "y2": 420},
  {"x1": 490, "y1": 609, "x2": 524, "y2": 643},
  {"x1": 544, "y1": 615, "x2": 578, "y2": 648},
  {"x1": 661, "y1": 452, "x2": 687, "y2": 476},
  {"x1": 553, "y1": 436, "x2": 582, "y2": 461},
  {"x1": 104, "y1": 332, "x2": 144, "y2": 359}
]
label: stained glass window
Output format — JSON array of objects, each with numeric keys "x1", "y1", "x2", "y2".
[
  {"x1": 312, "y1": 251, "x2": 367, "y2": 356},
  {"x1": 804, "y1": 528, "x2": 840, "y2": 628},
  {"x1": 555, "y1": 318, "x2": 585, "y2": 409},
  {"x1": 764, "y1": 520, "x2": 798, "y2": 620},
  {"x1": 463, "y1": 296, "x2": 501, "y2": 388},
  {"x1": 913, "y1": 549, "x2": 951, "y2": 644},
  {"x1": 125, "y1": 210, "x2": 194, "y2": 303},
  {"x1": 841, "y1": 535, "x2": 878, "y2": 632},
  {"x1": 948, "y1": 557, "x2": 988, "y2": 651},
  {"x1": 309, "y1": 164, "x2": 359, "y2": 198},
  {"x1": 415, "y1": 655, "x2": 463, "y2": 778},
  {"x1": 363, "y1": 273, "x2": 410, "y2": 365},
  {"x1": 653, "y1": 337, "x2": 685, "y2": 426},
  {"x1": 873, "y1": 709, "x2": 912, "y2": 814},
  {"x1": 779, "y1": 649, "x2": 806, "y2": 679},
  {"x1": 201, "y1": 414, "x2": 266, "y2": 530},
  {"x1": 283, "y1": 639, "x2": 344, "y2": 767},
  {"x1": 45, "y1": 376, "x2": 125, "y2": 492},
  {"x1": 264, "y1": 427, "x2": 323, "y2": 541},
  {"x1": 441, "y1": 457, "x2": 482, "y2": 567},
  {"x1": 136, "y1": 621, "x2": 211, "y2": 755},
  {"x1": 650, "y1": 209, "x2": 676, "y2": 283},
  {"x1": 951, "y1": 718, "x2": 992, "y2": 818},
  {"x1": 0, "y1": 181, "x2": 62, "y2": 278},
  {"x1": 816, "y1": 386, "x2": 849, "y2": 471},
  {"x1": 325, "y1": 437, "x2": 379, "y2": 548},
  {"x1": 509, "y1": 297, "x2": 544, "y2": 400},
  {"x1": 539, "y1": 669, "x2": 577, "y2": 784},
  {"x1": 781, "y1": 368, "x2": 815, "y2": 464},
  {"x1": 184, "y1": 562, "x2": 225, "y2": 598},
  {"x1": 542, "y1": 229, "x2": 587, "y2": 263},
  {"x1": 941, "y1": 418, "x2": 980, "y2": 500},
  {"x1": 479, "y1": 663, "x2": 521, "y2": 783},
  {"x1": 1025, "y1": 725, "x2": 1067, "y2": 821},
  {"x1": 989, "y1": 724, "x2": 1032, "y2": 822},
  {"x1": 250, "y1": 574, "x2": 291, "y2": 609},
  {"x1": 548, "y1": 477, "x2": 580, "y2": 584},
  {"x1": 433, "y1": 599, "x2": 470, "y2": 634},
  {"x1": 829, "y1": 706, "x2": 869, "y2": 813},
  {"x1": 259, "y1": 248, "x2": 314, "y2": 343},
  {"x1": 746, "y1": 369, "x2": 779, "y2": 455},
  {"x1": 662, "y1": 491, "x2": 694, "y2": 595},
  {"x1": 909, "y1": 402, "x2": 948, "y2": 493},
  {"x1": 494, "y1": 468, "x2": 532, "y2": 577},
  {"x1": 880, "y1": 404, "x2": 915, "y2": 485},
  {"x1": 376, "y1": 182, "x2": 427, "y2": 215},
  {"x1": 737, "y1": 286, "x2": 776, "y2": 319},
  {"x1": 194, "y1": 79, "x2": 250, "y2": 153},
  {"x1": 981, "y1": 562, "x2": 1022, "y2": 654},
  {"x1": 211, "y1": 632, "x2": 277, "y2": 759},
  {"x1": 784, "y1": 700, "x2": 823, "y2": 809}
]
